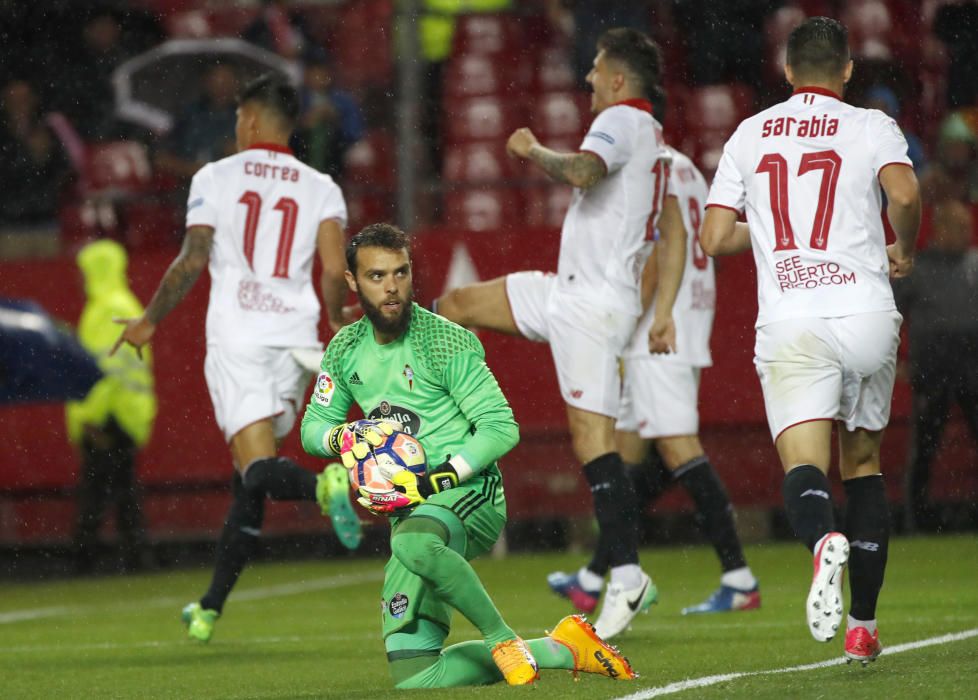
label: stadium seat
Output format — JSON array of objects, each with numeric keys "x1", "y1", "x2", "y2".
[
  {"x1": 442, "y1": 141, "x2": 514, "y2": 184},
  {"x1": 82, "y1": 141, "x2": 154, "y2": 199},
  {"x1": 333, "y1": 0, "x2": 394, "y2": 87},
  {"x1": 533, "y1": 46, "x2": 578, "y2": 93},
  {"x1": 443, "y1": 52, "x2": 526, "y2": 98},
  {"x1": 687, "y1": 84, "x2": 755, "y2": 133},
  {"x1": 524, "y1": 185, "x2": 573, "y2": 228},
  {"x1": 442, "y1": 96, "x2": 522, "y2": 144},
  {"x1": 443, "y1": 187, "x2": 522, "y2": 231},
  {"x1": 343, "y1": 129, "x2": 396, "y2": 189},
  {"x1": 530, "y1": 91, "x2": 590, "y2": 139},
  {"x1": 451, "y1": 14, "x2": 523, "y2": 56}
]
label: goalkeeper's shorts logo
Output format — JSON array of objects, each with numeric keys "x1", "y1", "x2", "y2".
[{"x1": 388, "y1": 593, "x2": 409, "y2": 619}]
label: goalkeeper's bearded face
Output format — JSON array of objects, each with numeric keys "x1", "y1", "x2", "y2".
[{"x1": 350, "y1": 245, "x2": 414, "y2": 338}]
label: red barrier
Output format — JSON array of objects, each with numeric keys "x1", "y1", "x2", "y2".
[{"x1": 1, "y1": 228, "x2": 975, "y2": 544}]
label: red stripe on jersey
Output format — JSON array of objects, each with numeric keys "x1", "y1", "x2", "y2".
[
  {"x1": 248, "y1": 142, "x2": 294, "y2": 155},
  {"x1": 792, "y1": 86, "x2": 842, "y2": 100}
]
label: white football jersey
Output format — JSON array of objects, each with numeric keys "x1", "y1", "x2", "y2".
[
  {"x1": 625, "y1": 147, "x2": 714, "y2": 366},
  {"x1": 186, "y1": 144, "x2": 347, "y2": 347},
  {"x1": 557, "y1": 100, "x2": 670, "y2": 316},
  {"x1": 707, "y1": 87, "x2": 911, "y2": 327}
]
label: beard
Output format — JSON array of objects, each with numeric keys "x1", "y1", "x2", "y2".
[{"x1": 358, "y1": 287, "x2": 413, "y2": 338}]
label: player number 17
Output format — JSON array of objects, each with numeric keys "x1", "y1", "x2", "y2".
[{"x1": 755, "y1": 149, "x2": 842, "y2": 251}]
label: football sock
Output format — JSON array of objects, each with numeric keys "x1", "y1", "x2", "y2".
[
  {"x1": 847, "y1": 614, "x2": 877, "y2": 635},
  {"x1": 675, "y1": 456, "x2": 748, "y2": 572},
  {"x1": 782, "y1": 464, "x2": 835, "y2": 552},
  {"x1": 391, "y1": 637, "x2": 573, "y2": 689},
  {"x1": 243, "y1": 457, "x2": 316, "y2": 501},
  {"x1": 390, "y1": 522, "x2": 515, "y2": 648},
  {"x1": 720, "y1": 566, "x2": 757, "y2": 591},
  {"x1": 843, "y1": 474, "x2": 890, "y2": 621},
  {"x1": 609, "y1": 563, "x2": 643, "y2": 589},
  {"x1": 628, "y1": 449, "x2": 675, "y2": 505},
  {"x1": 577, "y1": 566, "x2": 604, "y2": 593},
  {"x1": 583, "y1": 452, "x2": 639, "y2": 568},
  {"x1": 200, "y1": 472, "x2": 265, "y2": 613}
]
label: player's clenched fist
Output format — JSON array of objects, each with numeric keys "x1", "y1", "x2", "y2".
[
  {"x1": 886, "y1": 242, "x2": 914, "y2": 279},
  {"x1": 506, "y1": 127, "x2": 540, "y2": 159}
]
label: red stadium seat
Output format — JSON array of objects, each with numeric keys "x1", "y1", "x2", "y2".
[
  {"x1": 332, "y1": 0, "x2": 394, "y2": 87},
  {"x1": 533, "y1": 46, "x2": 578, "y2": 93},
  {"x1": 443, "y1": 53, "x2": 526, "y2": 98},
  {"x1": 524, "y1": 185, "x2": 573, "y2": 228},
  {"x1": 82, "y1": 141, "x2": 153, "y2": 199},
  {"x1": 343, "y1": 129, "x2": 396, "y2": 189},
  {"x1": 451, "y1": 14, "x2": 523, "y2": 55},
  {"x1": 530, "y1": 91, "x2": 590, "y2": 139},
  {"x1": 442, "y1": 141, "x2": 514, "y2": 184},
  {"x1": 443, "y1": 96, "x2": 522, "y2": 144},
  {"x1": 444, "y1": 187, "x2": 522, "y2": 231},
  {"x1": 687, "y1": 84, "x2": 755, "y2": 133}
]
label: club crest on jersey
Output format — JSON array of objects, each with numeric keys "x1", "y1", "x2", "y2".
[
  {"x1": 313, "y1": 372, "x2": 335, "y2": 406},
  {"x1": 369, "y1": 402, "x2": 421, "y2": 436},
  {"x1": 403, "y1": 364, "x2": 414, "y2": 391}
]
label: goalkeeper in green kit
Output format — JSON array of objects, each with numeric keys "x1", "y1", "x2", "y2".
[{"x1": 301, "y1": 223, "x2": 637, "y2": 689}]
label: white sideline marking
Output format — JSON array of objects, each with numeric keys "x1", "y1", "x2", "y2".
[
  {"x1": 0, "y1": 571, "x2": 382, "y2": 625},
  {"x1": 613, "y1": 627, "x2": 978, "y2": 700}
]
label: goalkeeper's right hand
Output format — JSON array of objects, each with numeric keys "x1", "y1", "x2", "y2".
[{"x1": 326, "y1": 419, "x2": 399, "y2": 466}]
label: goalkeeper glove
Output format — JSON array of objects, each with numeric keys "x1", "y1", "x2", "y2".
[
  {"x1": 357, "y1": 463, "x2": 460, "y2": 515},
  {"x1": 325, "y1": 419, "x2": 397, "y2": 464}
]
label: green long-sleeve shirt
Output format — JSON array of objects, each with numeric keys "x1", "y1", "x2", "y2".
[{"x1": 301, "y1": 304, "x2": 518, "y2": 493}]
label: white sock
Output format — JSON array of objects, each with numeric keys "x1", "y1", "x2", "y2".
[
  {"x1": 720, "y1": 567, "x2": 757, "y2": 591},
  {"x1": 577, "y1": 566, "x2": 604, "y2": 593},
  {"x1": 609, "y1": 563, "x2": 643, "y2": 589},
  {"x1": 848, "y1": 615, "x2": 877, "y2": 634}
]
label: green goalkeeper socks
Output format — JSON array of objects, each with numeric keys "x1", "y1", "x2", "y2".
[
  {"x1": 390, "y1": 526, "x2": 514, "y2": 647},
  {"x1": 392, "y1": 637, "x2": 574, "y2": 689}
]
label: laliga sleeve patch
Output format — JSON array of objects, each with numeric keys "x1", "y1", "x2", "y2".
[{"x1": 313, "y1": 372, "x2": 335, "y2": 406}]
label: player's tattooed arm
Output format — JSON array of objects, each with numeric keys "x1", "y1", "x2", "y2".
[
  {"x1": 506, "y1": 127, "x2": 606, "y2": 188},
  {"x1": 528, "y1": 146, "x2": 606, "y2": 189},
  {"x1": 144, "y1": 226, "x2": 215, "y2": 324}
]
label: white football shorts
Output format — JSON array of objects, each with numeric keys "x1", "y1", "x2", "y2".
[
  {"x1": 617, "y1": 358, "x2": 701, "y2": 439},
  {"x1": 204, "y1": 343, "x2": 318, "y2": 442},
  {"x1": 506, "y1": 270, "x2": 637, "y2": 417},
  {"x1": 753, "y1": 310, "x2": 902, "y2": 441}
]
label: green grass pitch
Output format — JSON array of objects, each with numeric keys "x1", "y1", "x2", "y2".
[{"x1": 2, "y1": 535, "x2": 976, "y2": 699}]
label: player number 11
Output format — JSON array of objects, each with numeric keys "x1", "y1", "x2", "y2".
[
  {"x1": 238, "y1": 190, "x2": 299, "y2": 278},
  {"x1": 755, "y1": 149, "x2": 842, "y2": 251}
]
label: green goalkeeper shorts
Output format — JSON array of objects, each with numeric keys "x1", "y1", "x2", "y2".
[{"x1": 382, "y1": 485, "x2": 507, "y2": 649}]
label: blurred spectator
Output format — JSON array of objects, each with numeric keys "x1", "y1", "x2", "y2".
[
  {"x1": 864, "y1": 84, "x2": 926, "y2": 171},
  {"x1": 933, "y1": 0, "x2": 978, "y2": 109},
  {"x1": 54, "y1": 8, "x2": 131, "y2": 140},
  {"x1": 155, "y1": 63, "x2": 239, "y2": 182},
  {"x1": 292, "y1": 50, "x2": 364, "y2": 180},
  {"x1": 672, "y1": 0, "x2": 779, "y2": 92},
  {"x1": 920, "y1": 112, "x2": 978, "y2": 205},
  {"x1": 543, "y1": 0, "x2": 652, "y2": 82},
  {"x1": 66, "y1": 240, "x2": 156, "y2": 573},
  {"x1": 0, "y1": 80, "x2": 69, "y2": 228},
  {"x1": 892, "y1": 201, "x2": 978, "y2": 532},
  {"x1": 243, "y1": 0, "x2": 310, "y2": 60}
]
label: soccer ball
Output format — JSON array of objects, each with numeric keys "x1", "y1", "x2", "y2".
[{"x1": 349, "y1": 430, "x2": 427, "y2": 494}]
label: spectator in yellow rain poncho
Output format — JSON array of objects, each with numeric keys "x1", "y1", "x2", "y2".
[{"x1": 66, "y1": 239, "x2": 156, "y2": 573}]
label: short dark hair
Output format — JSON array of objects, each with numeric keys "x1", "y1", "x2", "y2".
[
  {"x1": 596, "y1": 28, "x2": 663, "y2": 102},
  {"x1": 238, "y1": 73, "x2": 299, "y2": 130},
  {"x1": 786, "y1": 17, "x2": 850, "y2": 79},
  {"x1": 346, "y1": 223, "x2": 411, "y2": 273}
]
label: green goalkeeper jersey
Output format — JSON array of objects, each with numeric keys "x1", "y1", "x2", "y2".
[{"x1": 300, "y1": 304, "x2": 518, "y2": 504}]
